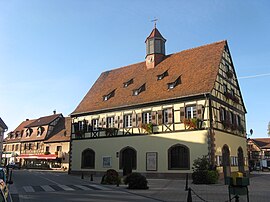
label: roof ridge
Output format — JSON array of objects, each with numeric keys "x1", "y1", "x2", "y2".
[
  {"x1": 172, "y1": 40, "x2": 227, "y2": 55},
  {"x1": 101, "y1": 40, "x2": 226, "y2": 74}
]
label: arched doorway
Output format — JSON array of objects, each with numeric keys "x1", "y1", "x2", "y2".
[
  {"x1": 238, "y1": 147, "x2": 245, "y2": 173},
  {"x1": 120, "y1": 147, "x2": 136, "y2": 176},
  {"x1": 222, "y1": 145, "x2": 231, "y2": 179},
  {"x1": 81, "y1": 148, "x2": 95, "y2": 169}
]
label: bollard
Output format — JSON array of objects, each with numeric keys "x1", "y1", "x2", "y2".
[
  {"x1": 117, "y1": 179, "x2": 119, "y2": 187},
  {"x1": 187, "y1": 188, "x2": 192, "y2": 202},
  {"x1": 235, "y1": 195, "x2": 239, "y2": 202},
  {"x1": 81, "y1": 172, "x2": 84, "y2": 179},
  {"x1": 90, "y1": 174, "x2": 93, "y2": 181},
  {"x1": 185, "y1": 173, "x2": 189, "y2": 191},
  {"x1": 9, "y1": 170, "x2": 13, "y2": 182}
]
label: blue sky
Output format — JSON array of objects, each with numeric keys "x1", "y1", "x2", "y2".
[{"x1": 0, "y1": 1, "x2": 269, "y2": 138}]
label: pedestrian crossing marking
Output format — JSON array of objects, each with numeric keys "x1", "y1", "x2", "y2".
[
  {"x1": 23, "y1": 184, "x2": 109, "y2": 193},
  {"x1": 40, "y1": 185, "x2": 55, "y2": 192},
  {"x1": 23, "y1": 186, "x2": 35, "y2": 192},
  {"x1": 73, "y1": 185, "x2": 91, "y2": 191},
  {"x1": 58, "y1": 185, "x2": 75, "y2": 191}
]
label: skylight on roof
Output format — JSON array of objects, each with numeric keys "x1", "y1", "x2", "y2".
[
  {"x1": 167, "y1": 76, "x2": 181, "y2": 90},
  {"x1": 157, "y1": 70, "x2": 168, "y2": 81},
  {"x1": 133, "y1": 84, "x2": 146, "y2": 96},
  {"x1": 103, "y1": 90, "x2": 115, "y2": 101},
  {"x1": 123, "y1": 78, "x2": 133, "y2": 88}
]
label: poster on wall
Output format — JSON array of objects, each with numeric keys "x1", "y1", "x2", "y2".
[
  {"x1": 102, "y1": 156, "x2": 112, "y2": 168},
  {"x1": 146, "y1": 152, "x2": 157, "y2": 171}
]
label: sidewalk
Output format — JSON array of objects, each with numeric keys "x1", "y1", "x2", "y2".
[{"x1": 87, "y1": 174, "x2": 269, "y2": 202}]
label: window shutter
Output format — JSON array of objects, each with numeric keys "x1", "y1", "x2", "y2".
[
  {"x1": 119, "y1": 115, "x2": 123, "y2": 128},
  {"x1": 99, "y1": 117, "x2": 103, "y2": 128},
  {"x1": 103, "y1": 118, "x2": 106, "y2": 128},
  {"x1": 180, "y1": 107, "x2": 185, "y2": 123},
  {"x1": 137, "y1": 113, "x2": 142, "y2": 127},
  {"x1": 132, "y1": 113, "x2": 137, "y2": 127},
  {"x1": 197, "y1": 105, "x2": 203, "y2": 120},
  {"x1": 157, "y1": 110, "x2": 163, "y2": 125},
  {"x1": 151, "y1": 111, "x2": 156, "y2": 125},
  {"x1": 168, "y1": 108, "x2": 173, "y2": 124},
  {"x1": 114, "y1": 116, "x2": 119, "y2": 128},
  {"x1": 219, "y1": 107, "x2": 223, "y2": 122}
]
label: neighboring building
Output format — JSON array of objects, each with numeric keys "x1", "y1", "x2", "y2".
[
  {"x1": 247, "y1": 138, "x2": 270, "y2": 170},
  {"x1": 0, "y1": 118, "x2": 8, "y2": 165},
  {"x1": 70, "y1": 26, "x2": 248, "y2": 178},
  {"x1": 3, "y1": 113, "x2": 70, "y2": 170}
]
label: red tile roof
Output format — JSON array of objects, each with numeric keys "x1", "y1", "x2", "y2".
[
  {"x1": 145, "y1": 27, "x2": 165, "y2": 41},
  {"x1": 71, "y1": 40, "x2": 226, "y2": 116},
  {"x1": 4, "y1": 119, "x2": 36, "y2": 143}
]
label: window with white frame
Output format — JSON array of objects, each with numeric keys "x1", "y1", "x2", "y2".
[
  {"x1": 92, "y1": 119, "x2": 99, "y2": 131},
  {"x1": 124, "y1": 114, "x2": 132, "y2": 128},
  {"x1": 186, "y1": 106, "x2": 197, "y2": 119},
  {"x1": 163, "y1": 109, "x2": 170, "y2": 124},
  {"x1": 106, "y1": 117, "x2": 114, "y2": 128},
  {"x1": 142, "y1": 112, "x2": 152, "y2": 124}
]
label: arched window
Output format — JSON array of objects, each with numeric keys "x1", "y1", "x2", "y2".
[
  {"x1": 168, "y1": 144, "x2": 189, "y2": 170},
  {"x1": 81, "y1": 149, "x2": 95, "y2": 169},
  {"x1": 238, "y1": 147, "x2": 244, "y2": 172}
]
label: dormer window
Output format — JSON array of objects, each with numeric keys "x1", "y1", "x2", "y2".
[
  {"x1": 157, "y1": 70, "x2": 168, "y2": 80},
  {"x1": 103, "y1": 90, "x2": 115, "y2": 101},
  {"x1": 123, "y1": 79, "x2": 133, "y2": 88},
  {"x1": 133, "y1": 84, "x2": 146, "y2": 96},
  {"x1": 26, "y1": 128, "x2": 32, "y2": 137},
  {"x1": 167, "y1": 76, "x2": 181, "y2": 90},
  {"x1": 37, "y1": 126, "x2": 44, "y2": 136}
]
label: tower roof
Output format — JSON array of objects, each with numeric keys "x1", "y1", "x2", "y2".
[{"x1": 145, "y1": 27, "x2": 166, "y2": 42}]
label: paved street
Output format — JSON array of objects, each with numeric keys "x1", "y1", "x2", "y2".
[
  {"x1": 8, "y1": 170, "x2": 270, "y2": 202},
  {"x1": 8, "y1": 170, "x2": 159, "y2": 202}
]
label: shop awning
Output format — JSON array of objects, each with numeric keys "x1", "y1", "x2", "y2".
[{"x1": 17, "y1": 154, "x2": 57, "y2": 160}]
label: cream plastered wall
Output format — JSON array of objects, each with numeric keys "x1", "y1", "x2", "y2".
[
  {"x1": 214, "y1": 130, "x2": 248, "y2": 172},
  {"x1": 45, "y1": 142, "x2": 70, "y2": 168},
  {"x1": 71, "y1": 130, "x2": 209, "y2": 173}
]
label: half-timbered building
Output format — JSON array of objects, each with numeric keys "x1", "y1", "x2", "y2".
[
  {"x1": 3, "y1": 113, "x2": 70, "y2": 170},
  {"x1": 70, "y1": 27, "x2": 248, "y2": 178}
]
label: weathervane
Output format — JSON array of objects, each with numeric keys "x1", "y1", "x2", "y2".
[{"x1": 151, "y1": 18, "x2": 158, "y2": 28}]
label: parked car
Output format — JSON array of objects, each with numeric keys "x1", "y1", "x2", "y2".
[
  {"x1": 0, "y1": 167, "x2": 13, "y2": 202},
  {"x1": 7, "y1": 162, "x2": 21, "y2": 169}
]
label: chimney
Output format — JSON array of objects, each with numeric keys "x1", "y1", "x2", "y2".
[{"x1": 53, "y1": 110, "x2": 56, "y2": 115}]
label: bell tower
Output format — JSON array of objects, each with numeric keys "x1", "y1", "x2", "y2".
[{"x1": 145, "y1": 23, "x2": 166, "y2": 69}]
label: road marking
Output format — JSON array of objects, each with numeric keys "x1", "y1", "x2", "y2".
[
  {"x1": 89, "y1": 184, "x2": 111, "y2": 190},
  {"x1": 23, "y1": 186, "x2": 35, "y2": 193},
  {"x1": 73, "y1": 185, "x2": 91, "y2": 190},
  {"x1": 40, "y1": 185, "x2": 56, "y2": 192},
  {"x1": 58, "y1": 185, "x2": 74, "y2": 191}
]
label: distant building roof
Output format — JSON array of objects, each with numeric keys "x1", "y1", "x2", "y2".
[
  {"x1": 25, "y1": 114, "x2": 62, "y2": 127},
  {"x1": 252, "y1": 138, "x2": 270, "y2": 149},
  {"x1": 44, "y1": 117, "x2": 71, "y2": 143},
  {"x1": 0, "y1": 118, "x2": 8, "y2": 130},
  {"x1": 71, "y1": 40, "x2": 227, "y2": 115}
]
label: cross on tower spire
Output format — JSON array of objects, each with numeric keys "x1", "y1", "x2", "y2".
[{"x1": 151, "y1": 18, "x2": 158, "y2": 28}]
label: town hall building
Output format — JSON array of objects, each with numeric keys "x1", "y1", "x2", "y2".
[{"x1": 70, "y1": 26, "x2": 248, "y2": 178}]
